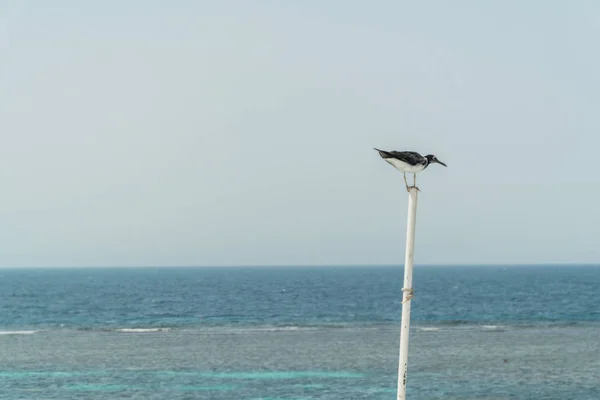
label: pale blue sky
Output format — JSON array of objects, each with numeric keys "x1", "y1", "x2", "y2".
[{"x1": 2, "y1": 1, "x2": 599, "y2": 267}]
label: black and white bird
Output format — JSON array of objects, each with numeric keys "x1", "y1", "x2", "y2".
[{"x1": 374, "y1": 149, "x2": 447, "y2": 191}]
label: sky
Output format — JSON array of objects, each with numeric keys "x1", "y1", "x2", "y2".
[{"x1": 1, "y1": 1, "x2": 599, "y2": 267}]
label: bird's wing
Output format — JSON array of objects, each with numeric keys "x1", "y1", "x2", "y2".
[{"x1": 375, "y1": 150, "x2": 425, "y2": 165}]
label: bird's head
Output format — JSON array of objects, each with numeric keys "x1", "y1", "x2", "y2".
[{"x1": 425, "y1": 154, "x2": 447, "y2": 167}]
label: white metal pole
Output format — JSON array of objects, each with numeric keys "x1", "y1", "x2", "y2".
[{"x1": 397, "y1": 186, "x2": 419, "y2": 400}]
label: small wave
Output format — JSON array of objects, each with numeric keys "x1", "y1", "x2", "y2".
[
  {"x1": 256, "y1": 326, "x2": 320, "y2": 332},
  {"x1": 482, "y1": 325, "x2": 504, "y2": 330},
  {"x1": 0, "y1": 330, "x2": 37, "y2": 335},
  {"x1": 116, "y1": 328, "x2": 171, "y2": 333},
  {"x1": 417, "y1": 327, "x2": 441, "y2": 332},
  {"x1": 256, "y1": 327, "x2": 305, "y2": 332},
  {"x1": 193, "y1": 326, "x2": 321, "y2": 335}
]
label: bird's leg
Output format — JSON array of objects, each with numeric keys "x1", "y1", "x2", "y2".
[
  {"x1": 413, "y1": 173, "x2": 420, "y2": 191},
  {"x1": 403, "y1": 173, "x2": 410, "y2": 192}
]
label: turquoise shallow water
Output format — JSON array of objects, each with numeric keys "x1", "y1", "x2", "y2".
[{"x1": 1, "y1": 266, "x2": 599, "y2": 399}]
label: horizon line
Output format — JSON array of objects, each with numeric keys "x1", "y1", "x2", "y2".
[{"x1": 0, "y1": 263, "x2": 599, "y2": 269}]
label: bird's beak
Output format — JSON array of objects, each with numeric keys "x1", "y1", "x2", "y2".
[{"x1": 436, "y1": 159, "x2": 447, "y2": 167}]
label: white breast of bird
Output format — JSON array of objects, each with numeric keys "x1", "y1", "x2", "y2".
[{"x1": 385, "y1": 158, "x2": 426, "y2": 173}]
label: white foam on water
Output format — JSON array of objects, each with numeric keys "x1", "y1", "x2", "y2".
[
  {"x1": 192, "y1": 326, "x2": 322, "y2": 335},
  {"x1": 260, "y1": 326, "x2": 317, "y2": 332},
  {"x1": 417, "y1": 327, "x2": 441, "y2": 332},
  {"x1": 0, "y1": 330, "x2": 37, "y2": 335},
  {"x1": 482, "y1": 325, "x2": 503, "y2": 330},
  {"x1": 116, "y1": 328, "x2": 171, "y2": 333}
]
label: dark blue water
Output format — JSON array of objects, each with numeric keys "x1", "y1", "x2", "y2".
[{"x1": 1, "y1": 266, "x2": 599, "y2": 399}]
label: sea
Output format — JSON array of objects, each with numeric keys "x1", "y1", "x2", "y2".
[{"x1": 1, "y1": 265, "x2": 599, "y2": 400}]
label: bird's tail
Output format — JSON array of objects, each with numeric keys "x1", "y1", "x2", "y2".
[{"x1": 373, "y1": 148, "x2": 391, "y2": 158}]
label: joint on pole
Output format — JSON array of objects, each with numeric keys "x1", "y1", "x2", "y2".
[{"x1": 401, "y1": 288, "x2": 414, "y2": 304}]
